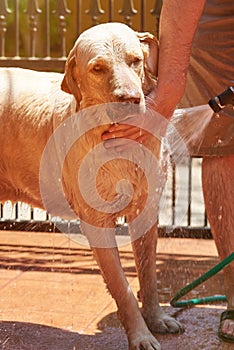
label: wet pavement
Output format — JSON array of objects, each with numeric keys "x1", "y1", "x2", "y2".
[{"x1": 0, "y1": 230, "x2": 233, "y2": 350}]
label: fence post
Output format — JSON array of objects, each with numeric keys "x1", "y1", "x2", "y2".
[
  {"x1": 24, "y1": 0, "x2": 42, "y2": 58},
  {"x1": 0, "y1": 0, "x2": 11, "y2": 57},
  {"x1": 119, "y1": 0, "x2": 137, "y2": 27},
  {"x1": 150, "y1": 0, "x2": 162, "y2": 38},
  {"x1": 53, "y1": 0, "x2": 71, "y2": 58},
  {"x1": 85, "y1": 0, "x2": 104, "y2": 26}
]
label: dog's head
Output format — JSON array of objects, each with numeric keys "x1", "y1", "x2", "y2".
[{"x1": 61, "y1": 22, "x2": 158, "y2": 109}]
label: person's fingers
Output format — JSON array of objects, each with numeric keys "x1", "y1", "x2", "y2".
[
  {"x1": 108, "y1": 123, "x2": 129, "y2": 132},
  {"x1": 109, "y1": 128, "x2": 147, "y2": 142},
  {"x1": 136, "y1": 133, "x2": 151, "y2": 144},
  {"x1": 103, "y1": 133, "x2": 152, "y2": 153},
  {"x1": 102, "y1": 125, "x2": 141, "y2": 141}
]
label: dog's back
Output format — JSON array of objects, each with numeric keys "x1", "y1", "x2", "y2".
[{"x1": 0, "y1": 67, "x2": 74, "y2": 207}]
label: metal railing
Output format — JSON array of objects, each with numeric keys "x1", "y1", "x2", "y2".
[
  {"x1": 0, "y1": 0, "x2": 162, "y2": 71},
  {"x1": 0, "y1": 158, "x2": 210, "y2": 238},
  {"x1": 0, "y1": 0, "x2": 211, "y2": 237}
]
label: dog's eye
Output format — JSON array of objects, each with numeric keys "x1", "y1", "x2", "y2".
[
  {"x1": 92, "y1": 64, "x2": 105, "y2": 73},
  {"x1": 130, "y1": 57, "x2": 142, "y2": 68},
  {"x1": 133, "y1": 57, "x2": 141, "y2": 64}
]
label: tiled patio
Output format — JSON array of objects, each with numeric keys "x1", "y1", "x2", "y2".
[{"x1": 0, "y1": 230, "x2": 233, "y2": 350}]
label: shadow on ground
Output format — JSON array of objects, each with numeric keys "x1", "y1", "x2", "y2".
[
  {"x1": 1, "y1": 306, "x2": 233, "y2": 350},
  {"x1": 0, "y1": 240, "x2": 226, "y2": 301},
  {"x1": 0, "y1": 319, "x2": 127, "y2": 350}
]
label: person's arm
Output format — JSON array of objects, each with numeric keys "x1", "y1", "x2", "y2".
[
  {"x1": 102, "y1": 0, "x2": 206, "y2": 148},
  {"x1": 149, "y1": 0, "x2": 206, "y2": 118}
]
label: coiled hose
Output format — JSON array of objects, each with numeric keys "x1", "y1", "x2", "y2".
[{"x1": 170, "y1": 252, "x2": 234, "y2": 308}]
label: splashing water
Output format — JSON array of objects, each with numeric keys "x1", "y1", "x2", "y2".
[
  {"x1": 168, "y1": 104, "x2": 214, "y2": 154},
  {"x1": 158, "y1": 104, "x2": 214, "y2": 231}
]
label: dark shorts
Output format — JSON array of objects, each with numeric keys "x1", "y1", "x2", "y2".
[{"x1": 180, "y1": 0, "x2": 234, "y2": 156}]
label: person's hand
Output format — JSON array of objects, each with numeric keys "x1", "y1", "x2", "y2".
[
  {"x1": 102, "y1": 120, "x2": 151, "y2": 151},
  {"x1": 102, "y1": 99, "x2": 169, "y2": 152}
]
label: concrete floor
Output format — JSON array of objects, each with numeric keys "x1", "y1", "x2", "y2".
[{"x1": 0, "y1": 230, "x2": 233, "y2": 350}]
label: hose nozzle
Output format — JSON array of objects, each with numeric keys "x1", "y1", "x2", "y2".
[{"x1": 208, "y1": 86, "x2": 234, "y2": 113}]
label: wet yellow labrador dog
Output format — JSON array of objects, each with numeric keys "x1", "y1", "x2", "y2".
[{"x1": 0, "y1": 23, "x2": 183, "y2": 350}]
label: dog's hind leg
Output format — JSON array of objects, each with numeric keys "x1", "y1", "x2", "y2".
[{"x1": 130, "y1": 224, "x2": 184, "y2": 335}]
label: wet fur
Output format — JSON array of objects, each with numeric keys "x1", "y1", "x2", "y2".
[{"x1": 0, "y1": 23, "x2": 183, "y2": 350}]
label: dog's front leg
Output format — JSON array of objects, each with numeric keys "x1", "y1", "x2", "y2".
[
  {"x1": 92, "y1": 246, "x2": 161, "y2": 350},
  {"x1": 131, "y1": 224, "x2": 183, "y2": 335}
]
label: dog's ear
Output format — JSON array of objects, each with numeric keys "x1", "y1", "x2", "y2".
[
  {"x1": 137, "y1": 32, "x2": 159, "y2": 95},
  {"x1": 61, "y1": 49, "x2": 82, "y2": 106},
  {"x1": 137, "y1": 32, "x2": 159, "y2": 76}
]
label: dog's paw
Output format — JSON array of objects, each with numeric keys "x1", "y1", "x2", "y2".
[
  {"x1": 143, "y1": 309, "x2": 184, "y2": 334},
  {"x1": 129, "y1": 332, "x2": 161, "y2": 350}
]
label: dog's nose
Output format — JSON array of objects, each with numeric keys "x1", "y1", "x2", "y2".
[{"x1": 118, "y1": 95, "x2": 141, "y2": 104}]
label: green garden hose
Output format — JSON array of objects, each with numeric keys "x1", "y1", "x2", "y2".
[{"x1": 170, "y1": 252, "x2": 234, "y2": 308}]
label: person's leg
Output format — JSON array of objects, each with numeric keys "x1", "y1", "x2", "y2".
[{"x1": 202, "y1": 155, "x2": 234, "y2": 340}]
